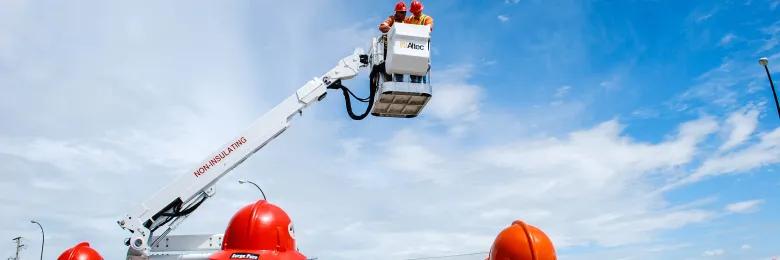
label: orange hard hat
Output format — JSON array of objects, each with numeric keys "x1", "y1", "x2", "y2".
[
  {"x1": 58, "y1": 242, "x2": 104, "y2": 260},
  {"x1": 395, "y1": 1, "x2": 407, "y2": 12},
  {"x1": 410, "y1": 0, "x2": 424, "y2": 13},
  {"x1": 488, "y1": 220, "x2": 556, "y2": 260},
  {"x1": 209, "y1": 200, "x2": 306, "y2": 260}
]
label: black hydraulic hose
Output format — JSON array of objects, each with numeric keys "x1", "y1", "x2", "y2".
[
  {"x1": 332, "y1": 81, "x2": 374, "y2": 120},
  {"x1": 158, "y1": 196, "x2": 207, "y2": 217},
  {"x1": 151, "y1": 196, "x2": 208, "y2": 233},
  {"x1": 175, "y1": 196, "x2": 207, "y2": 216},
  {"x1": 328, "y1": 65, "x2": 382, "y2": 120},
  {"x1": 150, "y1": 216, "x2": 174, "y2": 233},
  {"x1": 344, "y1": 86, "x2": 372, "y2": 103}
]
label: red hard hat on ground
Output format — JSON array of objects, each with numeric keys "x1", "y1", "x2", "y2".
[
  {"x1": 58, "y1": 242, "x2": 104, "y2": 260},
  {"x1": 410, "y1": 0, "x2": 424, "y2": 13},
  {"x1": 395, "y1": 1, "x2": 407, "y2": 12},
  {"x1": 209, "y1": 200, "x2": 306, "y2": 260},
  {"x1": 488, "y1": 220, "x2": 556, "y2": 260}
]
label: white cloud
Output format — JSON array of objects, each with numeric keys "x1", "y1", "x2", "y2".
[
  {"x1": 504, "y1": 0, "x2": 521, "y2": 4},
  {"x1": 425, "y1": 83, "x2": 482, "y2": 122},
  {"x1": 720, "y1": 109, "x2": 759, "y2": 151},
  {"x1": 0, "y1": 137, "x2": 138, "y2": 174},
  {"x1": 432, "y1": 64, "x2": 474, "y2": 84},
  {"x1": 675, "y1": 58, "x2": 758, "y2": 108},
  {"x1": 725, "y1": 199, "x2": 764, "y2": 214},
  {"x1": 554, "y1": 85, "x2": 571, "y2": 98},
  {"x1": 693, "y1": 7, "x2": 718, "y2": 23},
  {"x1": 380, "y1": 129, "x2": 448, "y2": 182},
  {"x1": 631, "y1": 107, "x2": 660, "y2": 119},
  {"x1": 742, "y1": 244, "x2": 752, "y2": 250},
  {"x1": 425, "y1": 65, "x2": 483, "y2": 123},
  {"x1": 703, "y1": 249, "x2": 725, "y2": 256},
  {"x1": 471, "y1": 118, "x2": 718, "y2": 247},
  {"x1": 646, "y1": 243, "x2": 692, "y2": 253},
  {"x1": 550, "y1": 85, "x2": 572, "y2": 106},
  {"x1": 758, "y1": 21, "x2": 780, "y2": 53},
  {"x1": 673, "y1": 127, "x2": 780, "y2": 187},
  {"x1": 497, "y1": 15, "x2": 510, "y2": 23},
  {"x1": 719, "y1": 33, "x2": 737, "y2": 46},
  {"x1": 599, "y1": 75, "x2": 621, "y2": 90}
]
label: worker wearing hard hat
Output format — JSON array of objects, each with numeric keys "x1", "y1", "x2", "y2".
[
  {"x1": 378, "y1": 0, "x2": 434, "y2": 84},
  {"x1": 379, "y1": 1, "x2": 433, "y2": 33},
  {"x1": 378, "y1": 1, "x2": 408, "y2": 33},
  {"x1": 379, "y1": 1, "x2": 409, "y2": 82},
  {"x1": 405, "y1": 0, "x2": 433, "y2": 83},
  {"x1": 404, "y1": 0, "x2": 433, "y2": 31}
]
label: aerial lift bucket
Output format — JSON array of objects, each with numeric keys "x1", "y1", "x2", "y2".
[
  {"x1": 369, "y1": 23, "x2": 433, "y2": 118},
  {"x1": 370, "y1": 75, "x2": 432, "y2": 118}
]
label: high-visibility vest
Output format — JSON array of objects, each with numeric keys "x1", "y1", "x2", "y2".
[
  {"x1": 415, "y1": 14, "x2": 429, "y2": 25},
  {"x1": 405, "y1": 14, "x2": 429, "y2": 26}
]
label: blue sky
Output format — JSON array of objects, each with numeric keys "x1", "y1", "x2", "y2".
[{"x1": 1, "y1": 0, "x2": 779, "y2": 259}]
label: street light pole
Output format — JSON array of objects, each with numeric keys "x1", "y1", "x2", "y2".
[
  {"x1": 759, "y1": 57, "x2": 780, "y2": 120},
  {"x1": 238, "y1": 180, "x2": 267, "y2": 200},
  {"x1": 30, "y1": 220, "x2": 44, "y2": 260}
]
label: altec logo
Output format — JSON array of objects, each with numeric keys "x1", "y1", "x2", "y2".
[
  {"x1": 400, "y1": 41, "x2": 426, "y2": 50},
  {"x1": 193, "y1": 136, "x2": 248, "y2": 177},
  {"x1": 230, "y1": 253, "x2": 259, "y2": 259}
]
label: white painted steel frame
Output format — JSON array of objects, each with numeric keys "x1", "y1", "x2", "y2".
[{"x1": 119, "y1": 50, "x2": 367, "y2": 258}]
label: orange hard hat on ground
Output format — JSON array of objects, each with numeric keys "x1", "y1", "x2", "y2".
[
  {"x1": 209, "y1": 200, "x2": 306, "y2": 260},
  {"x1": 410, "y1": 0, "x2": 424, "y2": 13},
  {"x1": 395, "y1": 1, "x2": 407, "y2": 12},
  {"x1": 58, "y1": 242, "x2": 104, "y2": 260},
  {"x1": 488, "y1": 220, "x2": 556, "y2": 260}
]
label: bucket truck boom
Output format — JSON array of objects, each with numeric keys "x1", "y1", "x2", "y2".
[
  {"x1": 117, "y1": 24, "x2": 435, "y2": 259},
  {"x1": 118, "y1": 50, "x2": 369, "y2": 257}
]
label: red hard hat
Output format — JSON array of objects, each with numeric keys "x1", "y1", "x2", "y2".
[
  {"x1": 410, "y1": 0, "x2": 424, "y2": 13},
  {"x1": 395, "y1": 1, "x2": 407, "y2": 12},
  {"x1": 58, "y1": 242, "x2": 104, "y2": 260},
  {"x1": 209, "y1": 200, "x2": 306, "y2": 260},
  {"x1": 488, "y1": 220, "x2": 556, "y2": 260}
]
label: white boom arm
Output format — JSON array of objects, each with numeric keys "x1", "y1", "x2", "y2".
[{"x1": 118, "y1": 49, "x2": 368, "y2": 257}]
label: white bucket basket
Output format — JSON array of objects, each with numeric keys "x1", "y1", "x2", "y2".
[{"x1": 385, "y1": 23, "x2": 431, "y2": 76}]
